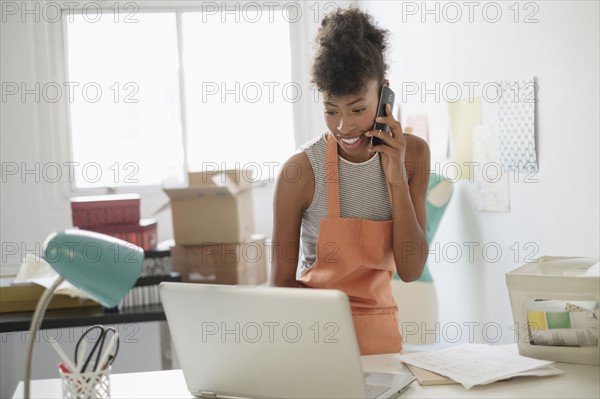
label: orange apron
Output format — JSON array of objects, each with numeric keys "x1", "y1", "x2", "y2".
[{"x1": 297, "y1": 133, "x2": 403, "y2": 355}]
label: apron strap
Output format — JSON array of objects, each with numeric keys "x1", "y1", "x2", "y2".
[{"x1": 325, "y1": 133, "x2": 341, "y2": 218}]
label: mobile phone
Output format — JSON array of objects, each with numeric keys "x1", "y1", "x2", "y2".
[{"x1": 371, "y1": 85, "x2": 395, "y2": 146}]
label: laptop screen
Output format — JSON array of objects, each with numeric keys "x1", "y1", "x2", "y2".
[{"x1": 160, "y1": 283, "x2": 373, "y2": 398}]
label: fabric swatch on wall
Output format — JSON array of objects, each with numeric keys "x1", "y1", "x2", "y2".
[
  {"x1": 472, "y1": 124, "x2": 510, "y2": 212},
  {"x1": 448, "y1": 97, "x2": 481, "y2": 180},
  {"x1": 406, "y1": 114, "x2": 429, "y2": 142},
  {"x1": 498, "y1": 77, "x2": 538, "y2": 171}
]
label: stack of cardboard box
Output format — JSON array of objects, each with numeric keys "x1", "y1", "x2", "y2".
[
  {"x1": 70, "y1": 193, "x2": 158, "y2": 251},
  {"x1": 163, "y1": 170, "x2": 267, "y2": 285}
]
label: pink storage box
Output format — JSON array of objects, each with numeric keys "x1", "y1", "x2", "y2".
[
  {"x1": 71, "y1": 194, "x2": 140, "y2": 228},
  {"x1": 84, "y1": 218, "x2": 158, "y2": 251}
]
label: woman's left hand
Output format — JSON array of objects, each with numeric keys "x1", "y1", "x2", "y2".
[{"x1": 365, "y1": 103, "x2": 407, "y2": 187}]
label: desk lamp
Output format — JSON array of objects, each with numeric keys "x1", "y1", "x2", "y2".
[{"x1": 24, "y1": 229, "x2": 144, "y2": 398}]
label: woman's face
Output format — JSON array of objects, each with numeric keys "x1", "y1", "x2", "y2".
[{"x1": 322, "y1": 79, "x2": 381, "y2": 163}]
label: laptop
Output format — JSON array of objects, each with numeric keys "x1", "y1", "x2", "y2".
[{"x1": 159, "y1": 282, "x2": 415, "y2": 399}]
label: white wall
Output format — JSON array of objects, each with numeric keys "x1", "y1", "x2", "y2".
[
  {"x1": 359, "y1": 0, "x2": 600, "y2": 347},
  {"x1": 1, "y1": 0, "x2": 599, "y2": 395}
]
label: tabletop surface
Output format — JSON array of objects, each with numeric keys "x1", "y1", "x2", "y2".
[{"x1": 12, "y1": 346, "x2": 600, "y2": 398}]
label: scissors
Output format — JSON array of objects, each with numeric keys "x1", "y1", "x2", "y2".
[{"x1": 74, "y1": 325, "x2": 120, "y2": 373}]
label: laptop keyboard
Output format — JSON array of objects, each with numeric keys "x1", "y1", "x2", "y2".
[{"x1": 365, "y1": 384, "x2": 390, "y2": 398}]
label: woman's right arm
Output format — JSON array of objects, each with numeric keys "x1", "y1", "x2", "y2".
[{"x1": 270, "y1": 151, "x2": 314, "y2": 287}]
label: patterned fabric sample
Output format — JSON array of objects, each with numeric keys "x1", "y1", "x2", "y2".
[{"x1": 498, "y1": 77, "x2": 538, "y2": 171}]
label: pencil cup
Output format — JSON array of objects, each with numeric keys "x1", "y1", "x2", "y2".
[{"x1": 59, "y1": 366, "x2": 111, "y2": 399}]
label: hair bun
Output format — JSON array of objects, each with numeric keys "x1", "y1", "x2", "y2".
[{"x1": 311, "y1": 7, "x2": 390, "y2": 97}]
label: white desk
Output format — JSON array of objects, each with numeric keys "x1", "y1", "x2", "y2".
[{"x1": 13, "y1": 348, "x2": 600, "y2": 398}]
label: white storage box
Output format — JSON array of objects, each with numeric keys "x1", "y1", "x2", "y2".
[{"x1": 505, "y1": 256, "x2": 599, "y2": 365}]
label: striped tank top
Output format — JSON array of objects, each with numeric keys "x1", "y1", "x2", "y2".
[{"x1": 298, "y1": 133, "x2": 392, "y2": 274}]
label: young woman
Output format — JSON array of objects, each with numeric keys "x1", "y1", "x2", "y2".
[{"x1": 271, "y1": 7, "x2": 430, "y2": 355}]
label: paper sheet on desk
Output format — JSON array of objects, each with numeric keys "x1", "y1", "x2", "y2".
[
  {"x1": 13, "y1": 254, "x2": 95, "y2": 300},
  {"x1": 395, "y1": 344, "x2": 563, "y2": 389}
]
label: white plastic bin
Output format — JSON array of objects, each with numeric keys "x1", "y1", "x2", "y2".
[{"x1": 505, "y1": 256, "x2": 599, "y2": 365}]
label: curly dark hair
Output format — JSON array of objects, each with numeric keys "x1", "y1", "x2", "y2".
[{"x1": 310, "y1": 7, "x2": 390, "y2": 98}]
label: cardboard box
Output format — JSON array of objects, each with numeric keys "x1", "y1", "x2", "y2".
[
  {"x1": 188, "y1": 169, "x2": 253, "y2": 188},
  {"x1": 84, "y1": 218, "x2": 158, "y2": 251},
  {"x1": 170, "y1": 234, "x2": 267, "y2": 285},
  {"x1": 0, "y1": 278, "x2": 100, "y2": 313},
  {"x1": 505, "y1": 256, "x2": 599, "y2": 365},
  {"x1": 162, "y1": 171, "x2": 255, "y2": 245},
  {"x1": 71, "y1": 193, "x2": 140, "y2": 228}
]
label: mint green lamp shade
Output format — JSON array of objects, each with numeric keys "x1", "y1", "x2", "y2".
[{"x1": 43, "y1": 229, "x2": 144, "y2": 307}]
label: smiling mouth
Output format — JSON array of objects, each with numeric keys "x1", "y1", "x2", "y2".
[{"x1": 339, "y1": 134, "x2": 364, "y2": 144}]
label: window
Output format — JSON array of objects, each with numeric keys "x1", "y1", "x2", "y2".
[{"x1": 66, "y1": 6, "x2": 295, "y2": 189}]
